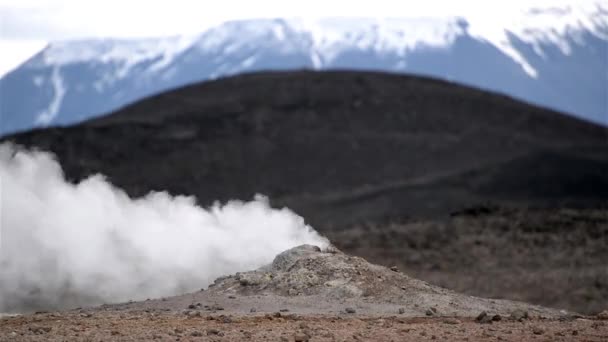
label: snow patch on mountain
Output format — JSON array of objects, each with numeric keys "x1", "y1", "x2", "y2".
[
  {"x1": 465, "y1": 2, "x2": 607, "y2": 77},
  {"x1": 289, "y1": 17, "x2": 464, "y2": 67},
  {"x1": 35, "y1": 67, "x2": 66, "y2": 125},
  {"x1": 22, "y1": 3, "x2": 606, "y2": 82}
]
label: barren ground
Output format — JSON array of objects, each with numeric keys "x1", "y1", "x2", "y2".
[{"x1": 2, "y1": 310, "x2": 608, "y2": 342}]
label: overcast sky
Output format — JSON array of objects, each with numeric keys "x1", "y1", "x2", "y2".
[{"x1": 0, "y1": 0, "x2": 597, "y2": 76}]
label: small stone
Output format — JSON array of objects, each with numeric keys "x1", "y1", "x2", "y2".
[
  {"x1": 476, "y1": 311, "x2": 493, "y2": 324},
  {"x1": 345, "y1": 307, "x2": 356, "y2": 314},
  {"x1": 250, "y1": 308, "x2": 257, "y2": 313},
  {"x1": 188, "y1": 304, "x2": 196, "y2": 309},
  {"x1": 294, "y1": 332, "x2": 310, "y2": 341},
  {"x1": 510, "y1": 309, "x2": 528, "y2": 321},
  {"x1": 443, "y1": 318, "x2": 461, "y2": 325},
  {"x1": 532, "y1": 327, "x2": 544, "y2": 335},
  {"x1": 191, "y1": 331, "x2": 202, "y2": 337},
  {"x1": 206, "y1": 328, "x2": 221, "y2": 336},
  {"x1": 390, "y1": 266, "x2": 399, "y2": 272},
  {"x1": 572, "y1": 330, "x2": 578, "y2": 336},
  {"x1": 598, "y1": 310, "x2": 608, "y2": 320},
  {"x1": 228, "y1": 295, "x2": 236, "y2": 299},
  {"x1": 111, "y1": 331, "x2": 120, "y2": 336},
  {"x1": 425, "y1": 309, "x2": 435, "y2": 316},
  {"x1": 207, "y1": 304, "x2": 224, "y2": 311},
  {"x1": 398, "y1": 308, "x2": 406, "y2": 314},
  {"x1": 280, "y1": 337, "x2": 289, "y2": 342},
  {"x1": 219, "y1": 315, "x2": 233, "y2": 323},
  {"x1": 280, "y1": 308, "x2": 290, "y2": 312},
  {"x1": 492, "y1": 314, "x2": 502, "y2": 321}
]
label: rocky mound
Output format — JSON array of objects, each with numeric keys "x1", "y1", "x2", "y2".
[{"x1": 198, "y1": 245, "x2": 568, "y2": 318}]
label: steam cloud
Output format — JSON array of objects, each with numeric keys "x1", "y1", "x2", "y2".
[{"x1": 0, "y1": 144, "x2": 329, "y2": 313}]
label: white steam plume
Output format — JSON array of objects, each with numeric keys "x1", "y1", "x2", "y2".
[{"x1": 0, "y1": 144, "x2": 329, "y2": 313}]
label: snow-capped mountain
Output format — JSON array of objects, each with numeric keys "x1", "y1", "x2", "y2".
[{"x1": 1, "y1": 4, "x2": 606, "y2": 135}]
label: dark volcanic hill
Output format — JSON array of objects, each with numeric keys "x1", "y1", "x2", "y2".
[
  {"x1": 4, "y1": 71, "x2": 608, "y2": 313},
  {"x1": 5, "y1": 71, "x2": 606, "y2": 228}
]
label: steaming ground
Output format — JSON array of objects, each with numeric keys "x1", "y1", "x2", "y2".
[{"x1": 0, "y1": 143, "x2": 329, "y2": 313}]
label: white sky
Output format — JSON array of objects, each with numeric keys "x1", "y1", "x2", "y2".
[{"x1": 0, "y1": 0, "x2": 598, "y2": 76}]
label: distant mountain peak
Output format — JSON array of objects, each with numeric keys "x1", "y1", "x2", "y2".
[{"x1": 1, "y1": 5, "x2": 606, "y2": 136}]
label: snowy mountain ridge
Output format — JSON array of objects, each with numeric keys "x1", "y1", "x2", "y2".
[
  {"x1": 1, "y1": 2, "x2": 606, "y2": 136},
  {"x1": 26, "y1": 4, "x2": 607, "y2": 77}
]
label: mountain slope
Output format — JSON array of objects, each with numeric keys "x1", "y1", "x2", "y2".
[
  {"x1": 4, "y1": 70, "x2": 607, "y2": 227},
  {"x1": 1, "y1": 5, "x2": 606, "y2": 135}
]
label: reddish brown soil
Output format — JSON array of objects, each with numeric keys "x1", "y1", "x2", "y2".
[{"x1": 1, "y1": 311, "x2": 607, "y2": 342}]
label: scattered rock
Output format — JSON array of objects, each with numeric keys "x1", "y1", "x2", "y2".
[
  {"x1": 443, "y1": 318, "x2": 461, "y2": 325},
  {"x1": 426, "y1": 309, "x2": 435, "y2": 316},
  {"x1": 219, "y1": 315, "x2": 233, "y2": 323},
  {"x1": 532, "y1": 327, "x2": 544, "y2": 335},
  {"x1": 390, "y1": 266, "x2": 399, "y2": 272},
  {"x1": 510, "y1": 310, "x2": 529, "y2": 321},
  {"x1": 29, "y1": 326, "x2": 52, "y2": 334},
  {"x1": 345, "y1": 307, "x2": 357, "y2": 314},
  {"x1": 398, "y1": 308, "x2": 406, "y2": 314},
  {"x1": 294, "y1": 332, "x2": 310, "y2": 341},
  {"x1": 598, "y1": 310, "x2": 608, "y2": 320},
  {"x1": 476, "y1": 311, "x2": 493, "y2": 324},
  {"x1": 192, "y1": 311, "x2": 202, "y2": 318},
  {"x1": 207, "y1": 304, "x2": 224, "y2": 311},
  {"x1": 206, "y1": 328, "x2": 221, "y2": 336},
  {"x1": 228, "y1": 295, "x2": 236, "y2": 299},
  {"x1": 191, "y1": 331, "x2": 202, "y2": 337},
  {"x1": 280, "y1": 308, "x2": 290, "y2": 312},
  {"x1": 250, "y1": 308, "x2": 257, "y2": 313},
  {"x1": 188, "y1": 304, "x2": 196, "y2": 309},
  {"x1": 492, "y1": 314, "x2": 502, "y2": 322}
]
